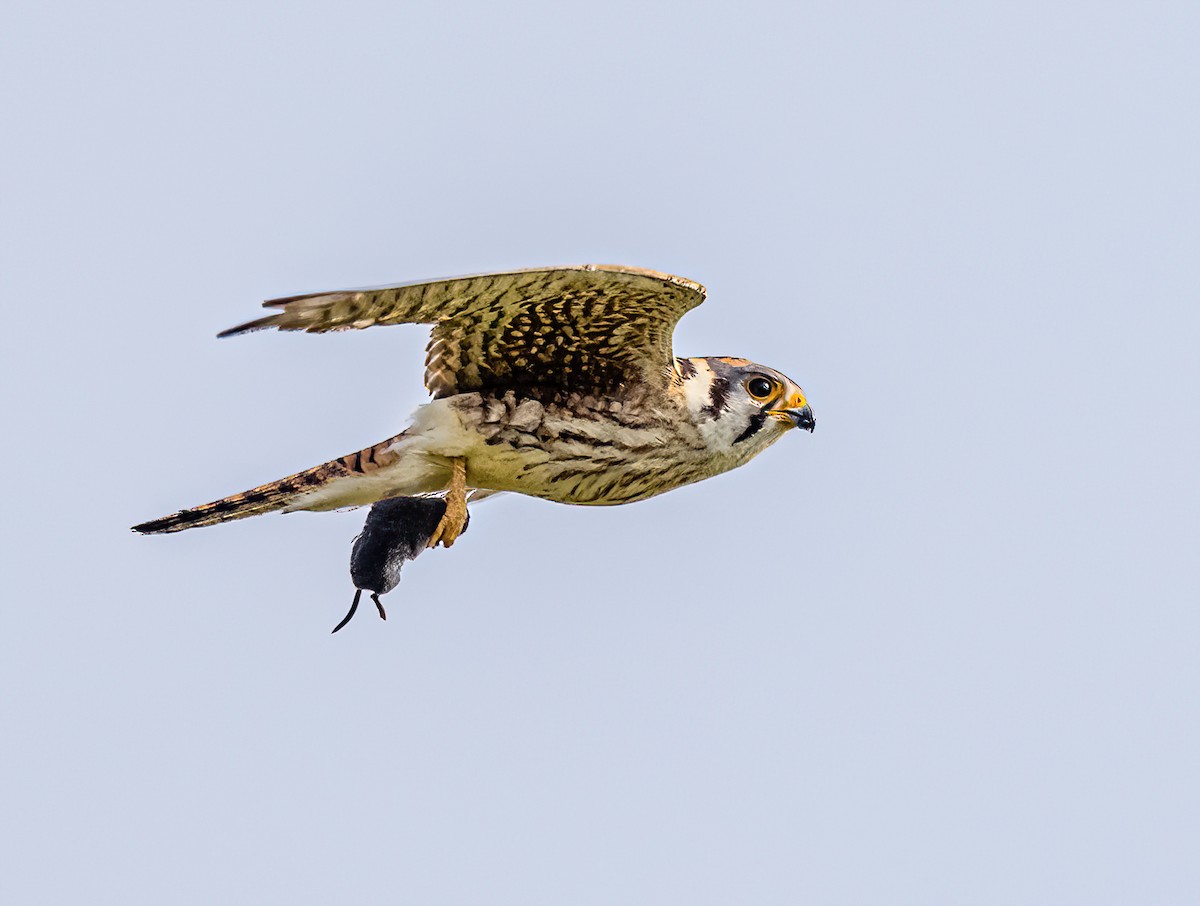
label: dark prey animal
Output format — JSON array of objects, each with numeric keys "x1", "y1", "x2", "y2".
[{"x1": 333, "y1": 496, "x2": 467, "y2": 633}]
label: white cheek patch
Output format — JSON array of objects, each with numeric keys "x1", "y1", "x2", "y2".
[
  {"x1": 698, "y1": 402, "x2": 758, "y2": 449},
  {"x1": 681, "y1": 358, "x2": 716, "y2": 415},
  {"x1": 678, "y1": 360, "x2": 758, "y2": 451}
]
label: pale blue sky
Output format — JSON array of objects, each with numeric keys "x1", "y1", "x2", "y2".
[{"x1": 3, "y1": 1, "x2": 1198, "y2": 903}]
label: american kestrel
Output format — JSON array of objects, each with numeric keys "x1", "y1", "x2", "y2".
[{"x1": 133, "y1": 265, "x2": 815, "y2": 545}]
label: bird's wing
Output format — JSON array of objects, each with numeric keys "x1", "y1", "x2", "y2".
[{"x1": 220, "y1": 264, "x2": 706, "y2": 398}]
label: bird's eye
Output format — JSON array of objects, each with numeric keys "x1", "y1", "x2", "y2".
[{"x1": 747, "y1": 377, "x2": 774, "y2": 400}]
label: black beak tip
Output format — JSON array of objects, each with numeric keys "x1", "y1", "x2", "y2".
[{"x1": 790, "y1": 408, "x2": 815, "y2": 433}]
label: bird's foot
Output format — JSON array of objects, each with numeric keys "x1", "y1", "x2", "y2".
[{"x1": 428, "y1": 458, "x2": 469, "y2": 549}]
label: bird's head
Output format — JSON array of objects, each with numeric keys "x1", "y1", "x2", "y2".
[{"x1": 675, "y1": 356, "x2": 814, "y2": 457}]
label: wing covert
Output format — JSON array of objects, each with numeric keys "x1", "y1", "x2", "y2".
[{"x1": 219, "y1": 264, "x2": 706, "y2": 399}]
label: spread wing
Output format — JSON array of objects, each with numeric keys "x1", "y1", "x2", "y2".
[{"x1": 220, "y1": 264, "x2": 706, "y2": 398}]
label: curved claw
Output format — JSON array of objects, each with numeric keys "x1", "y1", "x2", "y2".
[{"x1": 428, "y1": 457, "x2": 469, "y2": 548}]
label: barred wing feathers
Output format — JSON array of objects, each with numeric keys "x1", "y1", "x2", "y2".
[{"x1": 219, "y1": 264, "x2": 706, "y2": 398}]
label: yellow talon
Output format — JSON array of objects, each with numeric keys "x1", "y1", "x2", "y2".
[{"x1": 428, "y1": 457, "x2": 469, "y2": 548}]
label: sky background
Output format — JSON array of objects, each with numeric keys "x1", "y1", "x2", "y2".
[{"x1": 3, "y1": 1, "x2": 1198, "y2": 903}]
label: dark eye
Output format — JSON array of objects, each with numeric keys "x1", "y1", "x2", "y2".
[{"x1": 747, "y1": 377, "x2": 774, "y2": 399}]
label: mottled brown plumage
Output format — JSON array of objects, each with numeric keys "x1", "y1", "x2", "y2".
[
  {"x1": 134, "y1": 265, "x2": 813, "y2": 537},
  {"x1": 219, "y1": 264, "x2": 705, "y2": 398}
]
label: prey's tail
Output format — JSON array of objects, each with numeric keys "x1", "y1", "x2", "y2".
[{"x1": 133, "y1": 432, "x2": 414, "y2": 535}]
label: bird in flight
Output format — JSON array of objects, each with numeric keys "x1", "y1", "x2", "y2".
[{"x1": 133, "y1": 265, "x2": 814, "y2": 546}]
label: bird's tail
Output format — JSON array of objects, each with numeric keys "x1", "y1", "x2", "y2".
[{"x1": 132, "y1": 432, "x2": 412, "y2": 535}]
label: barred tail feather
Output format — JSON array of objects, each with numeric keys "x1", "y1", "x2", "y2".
[{"x1": 132, "y1": 432, "x2": 412, "y2": 535}]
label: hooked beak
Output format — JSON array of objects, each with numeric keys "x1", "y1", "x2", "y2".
[{"x1": 768, "y1": 404, "x2": 815, "y2": 433}]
